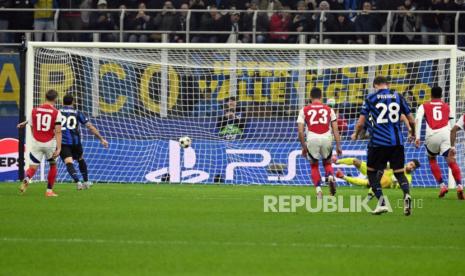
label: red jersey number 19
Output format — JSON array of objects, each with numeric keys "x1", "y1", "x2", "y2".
[{"x1": 36, "y1": 113, "x2": 52, "y2": 131}]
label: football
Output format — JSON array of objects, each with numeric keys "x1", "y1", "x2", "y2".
[{"x1": 179, "y1": 136, "x2": 192, "y2": 148}]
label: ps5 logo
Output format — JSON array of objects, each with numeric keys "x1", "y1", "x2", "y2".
[
  {"x1": 145, "y1": 140, "x2": 209, "y2": 183},
  {"x1": 145, "y1": 141, "x2": 366, "y2": 183}
]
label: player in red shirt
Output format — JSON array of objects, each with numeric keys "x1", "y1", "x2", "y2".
[
  {"x1": 449, "y1": 112, "x2": 465, "y2": 199},
  {"x1": 297, "y1": 87, "x2": 343, "y2": 198},
  {"x1": 415, "y1": 86, "x2": 463, "y2": 199},
  {"x1": 17, "y1": 90, "x2": 62, "y2": 197}
]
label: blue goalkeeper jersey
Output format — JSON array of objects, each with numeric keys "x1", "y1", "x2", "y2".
[
  {"x1": 360, "y1": 89, "x2": 411, "y2": 147},
  {"x1": 60, "y1": 106, "x2": 89, "y2": 145}
]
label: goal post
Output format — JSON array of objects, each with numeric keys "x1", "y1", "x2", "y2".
[
  {"x1": 24, "y1": 42, "x2": 465, "y2": 187},
  {"x1": 449, "y1": 47, "x2": 458, "y2": 189}
]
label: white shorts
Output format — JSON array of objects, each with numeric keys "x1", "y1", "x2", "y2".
[
  {"x1": 425, "y1": 130, "x2": 451, "y2": 156},
  {"x1": 306, "y1": 136, "x2": 333, "y2": 161},
  {"x1": 29, "y1": 139, "x2": 57, "y2": 165}
]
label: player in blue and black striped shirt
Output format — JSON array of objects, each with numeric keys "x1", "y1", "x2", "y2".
[
  {"x1": 60, "y1": 94, "x2": 108, "y2": 190},
  {"x1": 352, "y1": 76, "x2": 415, "y2": 215}
]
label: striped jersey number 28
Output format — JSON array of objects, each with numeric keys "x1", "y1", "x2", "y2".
[{"x1": 375, "y1": 102, "x2": 400, "y2": 124}]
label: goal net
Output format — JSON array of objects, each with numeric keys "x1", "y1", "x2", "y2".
[{"x1": 26, "y1": 43, "x2": 465, "y2": 187}]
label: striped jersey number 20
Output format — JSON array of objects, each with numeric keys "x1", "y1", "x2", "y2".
[{"x1": 61, "y1": 115, "x2": 78, "y2": 130}]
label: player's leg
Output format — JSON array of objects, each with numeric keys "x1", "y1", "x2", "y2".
[
  {"x1": 78, "y1": 158, "x2": 88, "y2": 181},
  {"x1": 307, "y1": 140, "x2": 323, "y2": 198},
  {"x1": 336, "y1": 158, "x2": 367, "y2": 175},
  {"x1": 447, "y1": 159, "x2": 463, "y2": 200},
  {"x1": 78, "y1": 158, "x2": 91, "y2": 188},
  {"x1": 308, "y1": 142, "x2": 323, "y2": 197},
  {"x1": 357, "y1": 160, "x2": 368, "y2": 176},
  {"x1": 323, "y1": 158, "x2": 336, "y2": 196},
  {"x1": 20, "y1": 154, "x2": 41, "y2": 193},
  {"x1": 380, "y1": 171, "x2": 393, "y2": 189},
  {"x1": 25, "y1": 156, "x2": 40, "y2": 180},
  {"x1": 65, "y1": 157, "x2": 82, "y2": 187},
  {"x1": 75, "y1": 145, "x2": 90, "y2": 186},
  {"x1": 446, "y1": 154, "x2": 462, "y2": 186},
  {"x1": 310, "y1": 159, "x2": 323, "y2": 199},
  {"x1": 61, "y1": 145, "x2": 83, "y2": 190},
  {"x1": 366, "y1": 147, "x2": 385, "y2": 198},
  {"x1": 20, "y1": 141, "x2": 43, "y2": 193},
  {"x1": 46, "y1": 158, "x2": 58, "y2": 197},
  {"x1": 425, "y1": 135, "x2": 448, "y2": 197},
  {"x1": 438, "y1": 134, "x2": 464, "y2": 200},
  {"x1": 44, "y1": 144, "x2": 58, "y2": 197},
  {"x1": 367, "y1": 147, "x2": 389, "y2": 214},
  {"x1": 442, "y1": 149, "x2": 463, "y2": 200},
  {"x1": 390, "y1": 146, "x2": 411, "y2": 216},
  {"x1": 429, "y1": 155, "x2": 448, "y2": 196},
  {"x1": 321, "y1": 138, "x2": 336, "y2": 196},
  {"x1": 336, "y1": 157, "x2": 358, "y2": 166},
  {"x1": 336, "y1": 171, "x2": 369, "y2": 187}
]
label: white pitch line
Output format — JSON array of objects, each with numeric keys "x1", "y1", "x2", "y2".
[{"x1": 0, "y1": 237, "x2": 462, "y2": 251}]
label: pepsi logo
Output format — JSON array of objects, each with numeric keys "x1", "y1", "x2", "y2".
[{"x1": 0, "y1": 138, "x2": 23, "y2": 174}]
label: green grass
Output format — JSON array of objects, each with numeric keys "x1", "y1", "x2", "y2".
[{"x1": 0, "y1": 183, "x2": 464, "y2": 276}]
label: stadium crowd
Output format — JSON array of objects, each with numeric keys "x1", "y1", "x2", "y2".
[
  {"x1": 0, "y1": 0, "x2": 459, "y2": 138},
  {"x1": 0, "y1": 0, "x2": 464, "y2": 45}
]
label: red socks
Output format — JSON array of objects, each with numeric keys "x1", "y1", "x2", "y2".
[
  {"x1": 47, "y1": 164, "x2": 57, "y2": 190},
  {"x1": 430, "y1": 157, "x2": 462, "y2": 186},
  {"x1": 324, "y1": 162, "x2": 334, "y2": 177},
  {"x1": 311, "y1": 163, "x2": 321, "y2": 187},
  {"x1": 429, "y1": 158, "x2": 443, "y2": 184},
  {"x1": 25, "y1": 165, "x2": 58, "y2": 190},
  {"x1": 311, "y1": 162, "x2": 335, "y2": 187},
  {"x1": 448, "y1": 161, "x2": 462, "y2": 185},
  {"x1": 26, "y1": 167, "x2": 37, "y2": 179}
]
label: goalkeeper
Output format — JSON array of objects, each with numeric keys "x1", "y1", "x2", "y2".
[{"x1": 335, "y1": 157, "x2": 420, "y2": 189}]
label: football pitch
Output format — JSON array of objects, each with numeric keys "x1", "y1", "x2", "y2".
[{"x1": 0, "y1": 183, "x2": 464, "y2": 275}]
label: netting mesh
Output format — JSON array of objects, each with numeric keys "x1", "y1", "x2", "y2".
[
  {"x1": 30, "y1": 45, "x2": 465, "y2": 186},
  {"x1": 455, "y1": 56, "x2": 465, "y2": 186}
]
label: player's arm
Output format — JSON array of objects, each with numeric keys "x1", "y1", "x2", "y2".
[
  {"x1": 298, "y1": 123, "x2": 307, "y2": 157},
  {"x1": 352, "y1": 98, "x2": 368, "y2": 141},
  {"x1": 330, "y1": 109, "x2": 342, "y2": 156},
  {"x1": 450, "y1": 126, "x2": 460, "y2": 148},
  {"x1": 414, "y1": 104, "x2": 424, "y2": 147},
  {"x1": 399, "y1": 95, "x2": 415, "y2": 142},
  {"x1": 331, "y1": 121, "x2": 342, "y2": 156},
  {"x1": 449, "y1": 125, "x2": 460, "y2": 158},
  {"x1": 18, "y1": 115, "x2": 34, "y2": 131},
  {"x1": 85, "y1": 122, "x2": 109, "y2": 148},
  {"x1": 296, "y1": 108, "x2": 307, "y2": 157},
  {"x1": 351, "y1": 115, "x2": 366, "y2": 141},
  {"x1": 401, "y1": 114, "x2": 411, "y2": 132},
  {"x1": 401, "y1": 114, "x2": 413, "y2": 143},
  {"x1": 449, "y1": 115, "x2": 464, "y2": 158},
  {"x1": 53, "y1": 120, "x2": 62, "y2": 159},
  {"x1": 406, "y1": 113, "x2": 415, "y2": 142},
  {"x1": 17, "y1": 120, "x2": 28, "y2": 128}
]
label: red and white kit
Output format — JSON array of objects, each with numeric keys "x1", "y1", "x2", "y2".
[
  {"x1": 297, "y1": 103, "x2": 337, "y2": 160},
  {"x1": 415, "y1": 99, "x2": 451, "y2": 156},
  {"x1": 28, "y1": 104, "x2": 61, "y2": 164}
]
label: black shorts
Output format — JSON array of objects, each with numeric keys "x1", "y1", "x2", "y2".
[
  {"x1": 60, "y1": 144, "x2": 83, "y2": 161},
  {"x1": 367, "y1": 145, "x2": 405, "y2": 171}
]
